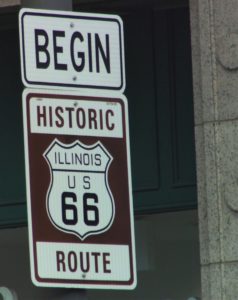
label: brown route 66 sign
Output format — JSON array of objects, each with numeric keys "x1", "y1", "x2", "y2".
[{"x1": 22, "y1": 88, "x2": 136, "y2": 289}]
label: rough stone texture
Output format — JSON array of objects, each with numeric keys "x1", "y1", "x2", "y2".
[
  {"x1": 215, "y1": 2, "x2": 238, "y2": 121},
  {"x1": 196, "y1": 120, "x2": 238, "y2": 262},
  {"x1": 195, "y1": 124, "x2": 221, "y2": 265},
  {"x1": 201, "y1": 262, "x2": 238, "y2": 300},
  {"x1": 191, "y1": 0, "x2": 238, "y2": 123},
  {"x1": 190, "y1": 0, "x2": 216, "y2": 125},
  {"x1": 223, "y1": 262, "x2": 238, "y2": 298},
  {"x1": 216, "y1": 64, "x2": 238, "y2": 120},
  {"x1": 218, "y1": 120, "x2": 238, "y2": 261},
  {"x1": 217, "y1": 33, "x2": 238, "y2": 70},
  {"x1": 201, "y1": 263, "x2": 222, "y2": 300},
  {"x1": 190, "y1": 0, "x2": 238, "y2": 298}
]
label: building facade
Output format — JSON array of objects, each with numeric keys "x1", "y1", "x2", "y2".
[{"x1": 0, "y1": 0, "x2": 235, "y2": 299}]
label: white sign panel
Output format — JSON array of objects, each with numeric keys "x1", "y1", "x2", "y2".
[
  {"x1": 44, "y1": 139, "x2": 115, "y2": 240},
  {"x1": 29, "y1": 97, "x2": 123, "y2": 137},
  {"x1": 37, "y1": 242, "x2": 131, "y2": 281},
  {"x1": 19, "y1": 9, "x2": 125, "y2": 91}
]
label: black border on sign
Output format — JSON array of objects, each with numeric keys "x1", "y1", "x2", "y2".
[{"x1": 20, "y1": 11, "x2": 124, "y2": 91}]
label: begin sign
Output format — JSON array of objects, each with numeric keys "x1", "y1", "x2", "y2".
[
  {"x1": 19, "y1": 9, "x2": 125, "y2": 91},
  {"x1": 22, "y1": 89, "x2": 136, "y2": 289}
]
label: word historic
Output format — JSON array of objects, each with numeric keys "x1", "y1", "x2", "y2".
[{"x1": 29, "y1": 97, "x2": 123, "y2": 138}]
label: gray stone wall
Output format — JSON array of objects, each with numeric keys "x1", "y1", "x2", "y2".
[{"x1": 190, "y1": 0, "x2": 238, "y2": 299}]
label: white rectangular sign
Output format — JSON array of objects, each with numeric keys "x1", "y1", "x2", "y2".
[
  {"x1": 37, "y1": 242, "x2": 130, "y2": 282},
  {"x1": 19, "y1": 9, "x2": 125, "y2": 91}
]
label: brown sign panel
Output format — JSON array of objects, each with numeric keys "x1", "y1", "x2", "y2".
[{"x1": 22, "y1": 89, "x2": 136, "y2": 289}]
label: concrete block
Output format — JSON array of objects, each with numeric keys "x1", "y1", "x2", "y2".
[{"x1": 195, "y1": 123, "x2": 221, "y2": 264}]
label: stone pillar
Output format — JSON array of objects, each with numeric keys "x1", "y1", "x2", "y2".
[{"x1": 190, "y1": 0, "x2": 238, "y2": 299}]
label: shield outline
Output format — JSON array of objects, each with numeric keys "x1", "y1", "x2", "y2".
[{"x1": 43, "y1": 138, "x2": 115, "y2": 240}]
